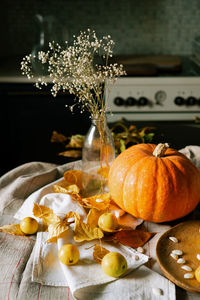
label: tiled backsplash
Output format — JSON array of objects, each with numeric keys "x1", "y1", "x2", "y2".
[{"x1": 2, "y1": 0, "x2": 200, "y2": 57}]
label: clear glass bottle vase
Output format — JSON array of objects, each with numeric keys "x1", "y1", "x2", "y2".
[{"x1": 82, "y1": 116, "x2": 115, "y2": 196}]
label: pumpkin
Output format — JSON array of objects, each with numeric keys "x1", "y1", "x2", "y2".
[{"x1": 108, "y1": 143, "x2": 200, "y2": 223}]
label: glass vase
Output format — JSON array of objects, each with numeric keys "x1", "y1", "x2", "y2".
[{"x1": 82, "y1": 116, "x2": 115, "y2": 196}]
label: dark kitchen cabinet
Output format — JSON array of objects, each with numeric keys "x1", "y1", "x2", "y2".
[{"x1": 0, "y1": 83, "x2": 90, "y2": 176}]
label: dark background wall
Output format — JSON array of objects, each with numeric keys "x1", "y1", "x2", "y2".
[{"x1": 1, "y1": 0, "x2": 200, "y2": 59}]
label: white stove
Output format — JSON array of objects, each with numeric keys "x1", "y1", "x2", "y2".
[{"x1": 106, "y1": 77, "x2": 200, "y2": 122}]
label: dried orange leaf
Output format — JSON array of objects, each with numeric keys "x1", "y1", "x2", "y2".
[
  {"x1": 93, "y1": 244, "x2": 110, "y2": 264},
  {"x1": 53, "y1": 180, "x2": 80, "y2": 195},
  {"x1": 74, "y1": 213, "x2": 104, "y2": 242},
  {"x1": 53, "y1": 184, "x2": 70, "y2": 194},
  {"x1": 63, "y1": 211, "x2": 76, "y2": 225},
  {"x1": 113, "y1": 230, "x2": 155, "y2": 248},
  {"x1": 0, "y1": 224, "x2": 26, "y2": 236},
  {"x1": 82, "y1": 193, "x2": 111, "y2": 210},
  {"x1": 33, "y1": 203, "x2": 61, "y2": 228},
  {"x1": 64, "y1": 170, "x2": 83, "y2": 190},
  {"x1": 65, "y1": 184, "x2": 80, "y2": 194},
  {"x1": 53, "y1": 179, "x2": 69, "y2": 193},
  {"x1": 86, "y1": 208, "x2": 105, "y2": 227},
  {"x1": 46, "y1": 222, "x2": 69, "y2": 243},
  {"x1": 117, "y1": 214, "x2": 143, "y2": 230},
  {"x1": 42, "y1": 213, "x2": 61, "y2": 226},
  {"x1": 51, "y1": 130, "x2": 67, "y2": 143},
  {"x1": 59, "y1": 150, "x2": 82, "y2": 158},
  {"x1": 65, "y1": 134, "x2": 85, "y2": 148},
  {"x1": 33, "y1": 203, "x2": 53, "y2": 218}
]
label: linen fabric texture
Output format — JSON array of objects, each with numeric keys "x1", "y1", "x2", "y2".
[{"x1": 0, "y1": 145, "x2": 200, "y2": 299}]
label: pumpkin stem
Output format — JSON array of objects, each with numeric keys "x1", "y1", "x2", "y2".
[{"x1": 153, "y1": 143, "x2": 169, "y2": 157}]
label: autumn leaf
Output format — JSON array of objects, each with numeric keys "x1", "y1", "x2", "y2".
[
  {"x1": 59, "y1": 150, "x2": 82, "y2": 158},
  {"x1": 0, "y1": 224, "x2": 26, "y2": 236},
  {"x1": 46, "y1": 211, "x2": 74, "y2": 242},
  {"x1": 93, "y1": 244, "x2": 110, "y2": 264},
  {"x1": 103, "y1": 229, "x2": 155, "y2": 248},
  {"x1": 33, "y1": 203, "x2": 60, "y2": 227},
  {"x1": 64, "y1": 170, "x2": 83, "y2": 190},
  {"x1": 113, "y1": 230, "x2": 155, "y2": 248},
  {"x1": 51, "y1": 130, "x2": 67, "y2": 143},
  {"x1": 86, "y1": 208, "x2": 105, "y2": 228},
  {"x1": 63, "y1": 211, "x2": 76, "y2": 225},
  {"x1": 33, "y1": 204, "x2": 73, "y2": 243},
  {"x1": 73, "y1": 212, "x2": 104, "y2": 242},
  {"x1": 33, "y1": 203, "x2": 53, "y2": 218},
  {"x1": 53, "y1": 180, "x2": 80, "y2": 195},
  {"x1": 46, "y1": 222, "x2": 69, "y2": 243},
  {"x1": 82, "y1": 193, "x2": 111, "y2": 210},
  {"x1": 117, "y1": 214, "x2": 143, "y2": 230},
  {"x1": 65, "y1": 134, "x2": 85, "y2": 148}
]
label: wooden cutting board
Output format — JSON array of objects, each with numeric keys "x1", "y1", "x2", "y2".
[{"x1": 156, "y1": 220, "x2": 200, "y2": 294}]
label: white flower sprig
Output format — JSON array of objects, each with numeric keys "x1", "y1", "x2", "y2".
[{"x1": 21, "y1": 29, "x2": 126, "y2": 119}]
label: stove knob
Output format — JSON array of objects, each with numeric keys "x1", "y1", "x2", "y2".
[
  {"x1": 138, "y1": 97, "x2": 148, "y2": 106},
  {"x1": 186, "y1": 97, "x2": 197, "y2": 106},
  {"x1": 126, "y1": 97, "x2": 137, "y2": 106},
  {"x1": 114, "y1": 97, "x2": 124, "y2": 106},
  {"x1": 174, "y1": 97, "x2": 185, "y2": 106}
]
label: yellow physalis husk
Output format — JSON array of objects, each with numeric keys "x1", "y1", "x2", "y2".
[
  {"x1": 0, "y1": 224, "x2": 26, "y2": 236},
  {"x1": 33, "y1": 203, "x2": 53, "y2": 218},
  {"x1": 64, "y1": 170, "x2": 83, "y2": 190},
  {"x1": 86, "y1": 208, "x2": 105, "y2": 228},
  {"x1": 33, "y1": 204, "x2": 75, "y2": 243},
  {"x1": 46, "y1": 222, "x2": 69, "y2": 243},
  {"x1": 73, "y1": 212, "x2": 104, "y2": 242},
  {"x1": 82, "y1": 193, "x2": 111, "y2": 210},
  {"x1": 33, "y1": 203, "x2": 61, "y2": 227},
  {"x1": 62, "y1": 211, "x2": 76, "y2": 225},
  {"x1": 93, "y1": 244, "x2": 110, "y2": 264},
  {"x1": 42, "y1": 213, "x2": 62, "y2": 227},
  {"x1": 53, "y1": 179, "x2": 80, "y2": 194},
  {"x1": 53, "y1": 180, "x2": 84, "y2": 209}
]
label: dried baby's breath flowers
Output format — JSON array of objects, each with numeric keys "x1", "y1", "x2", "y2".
[{"x1": 21, "y1": 29, "x2": 126, "y2": 119}]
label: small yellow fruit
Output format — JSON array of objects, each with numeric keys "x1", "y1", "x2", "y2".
[
  {"x1": 58, "y1": 244, "x2": 80, "y2": 266},
  {"x1": 20, "y1": 217, "x2": 39, "y2": 235},
  {"x1": 195, "y1": 265, "x2": 200, "y2": 282},
  {"x1": 98, "y1": 212, "x2": 119, "y2": 232},
  {"x1": 101, "y1": 252, "x2": 127, "y2": 277}
]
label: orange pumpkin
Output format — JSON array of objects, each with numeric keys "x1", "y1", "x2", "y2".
[{"x1": 108, "y1": 143, "x2": 200, "y2": 223}]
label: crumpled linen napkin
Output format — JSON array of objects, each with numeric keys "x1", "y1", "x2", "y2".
[
  {"x1": 32, "y1": 230, "x2": 175, "y2": 300},
  {"x1": 57, "y1": 230, "x2": 148, "y2": 294},
  {"x1": 14, "y1": 179, "x2": 154, "y2": 297}
]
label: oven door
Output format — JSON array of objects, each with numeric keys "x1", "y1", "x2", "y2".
[{"x1": 106, "y1": 77, "x2": 200, "y2": 149}]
